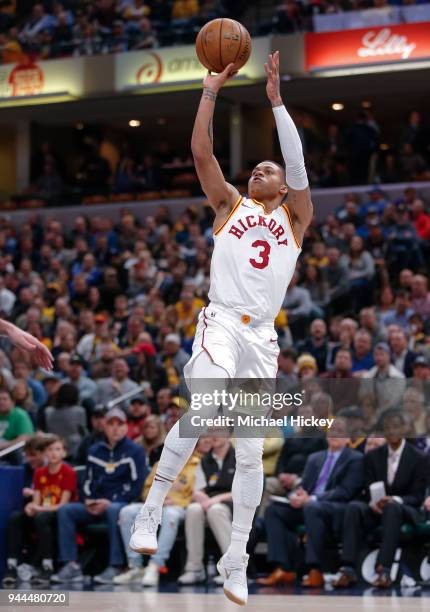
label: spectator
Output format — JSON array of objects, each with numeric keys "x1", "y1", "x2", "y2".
[
  {"x1": 74, "y1": 405, "x2": 107, "y2": 465},
  {"x1": 323, "y1": 247, "x2": 350, "y2": 315},
  {"x1": 297, "y1": 353, "x2": 318, "y2": 379},
  {"x1": 96, "y1": 357, "x2": 140, "y2": 409},
  {"x1": 2, "y1": 435, "x2": 77, "y2": 587},
  {"x1": 321, "y1": 349, "x2": 358, "y2": 411},
  {"x1": 51, "y1": 408, "x2": 147, "y2": 584},
  {"x1": 389, "y1": 328, "x2": 417, "y2": 377},
  {"x1": 177, "y1": 437, "x2": 235, "y2": 585},
  {"x1": 258, "y1": 403, "x2": 327, "y2": 517},
  {"x1": 345, "y1": 236, "x2": 375, "y2": 311},
  {"x1": 381, "y1": 290, "x2": 414, "y2": 331},
  {"x1": 161, "y1": 333, "x2": 190, "y2": 384},
  {"x1": 127, "y1": 395, "x2": 151, "y2": 440},
  {"x1": 115, "y1": 435, "x2": 212, "y2": 586},
  {"x1": 0, "y1": 389, "x2": 34, "y2": 455},
  {"x1": 351, "y1": 329, "x2": 374, "y2": 373},
  {"x1": 403, "y1": 387, "x2": 427, "y2": 436},
  {"x1": 44, "y1": 383, "x2": 87, "y2": 459},
  {"x1": 410, "y1": 274, "x2": 430, "y2": 321},
  {"x1": 135, "y1": 414, "x2": 165, "y2": 466},
  {"x1": 257, "y1": 418, "x2": 363, "y2": 587},
  {"x1": 333, "y1": 410, "x2": 428, "y2": 589},
  {"x1": 19, "y1": 3, "x2": 53, "y2": 43},
  {"x1": 277, "y1": 348, "x2": 298, "y2": 386},
  {"x1": 362, "y1": 342, "x2": 405, "y2": 412},
  {"x1": 63, "y1": 353, "x2": 97, "y2": 402},
  {"x1": 296, "y1": 319, "x2": 328, "y2": 374},
  {"x1": 282, "y1": 271, "x2": 315, "y2": 338}
]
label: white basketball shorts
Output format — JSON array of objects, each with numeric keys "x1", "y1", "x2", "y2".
[{"x1": 183, "y1": 302, "x2": 280, "y2": 385}]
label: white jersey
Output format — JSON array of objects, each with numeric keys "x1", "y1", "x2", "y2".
[{"x1": 208, "y1": 196, "x2": 301, "y2": 321}]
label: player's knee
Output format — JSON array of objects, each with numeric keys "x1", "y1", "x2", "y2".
[{"x1": 234, "y1": 439, "x2": 264, "y2": 470}]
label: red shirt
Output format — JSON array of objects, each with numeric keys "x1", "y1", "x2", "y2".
[{"x1": 33, "y1": 463, "x2": 78, "y2": 507}]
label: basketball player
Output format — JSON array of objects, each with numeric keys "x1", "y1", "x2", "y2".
[
  {"x1": 130, "y1": 51, "x2": 312, "y2": 605},
  {"x1": 0, "y1": 318, "x2": 53, "y2": 370}
]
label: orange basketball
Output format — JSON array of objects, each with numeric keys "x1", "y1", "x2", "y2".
[{"x1": 196, "y1": 18, "x2": 252, "y2": 74}]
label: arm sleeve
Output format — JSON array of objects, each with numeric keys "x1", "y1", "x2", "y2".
[{"x1": 272, "y1": 105, "x2": 309, "y2": 191}]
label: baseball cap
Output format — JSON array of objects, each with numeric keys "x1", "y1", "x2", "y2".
[
  {"x1": 105, "y1": 407, "x2": 127, "y2": 422},
  {"x1": 130, "y1": 394, "x2": 146, "y2": 404},
  {"x1": 165, "y1": 333, "x2": 181, "y2": 345},
  {"x1": 92, "y1": 404, "x2": 107, "y2": 417},
  {"x1": 42, "y1": 372, "x2": 61, "y2": 383},
  {"x1": 413, "y1": 355, "x2": 430, "y2": 368},
  {"x1": 375, "y1": 342, "x2": 390, "y2": 354},
  {"x1": 169, "y1": 396, "x2": 189, "y2": 411},
  {"x1": 70, "y1": 353, "x2": 83, "y2": 365},
  {"x1": 95, "y1": 314, "x2": 108, "y2": 324}
]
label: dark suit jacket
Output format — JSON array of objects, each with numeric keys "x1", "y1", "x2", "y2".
[
  {"x1": 363, "y1": 441, "x2": 428, "y2": 523},
  {"x1": 396, "y1": 350, "x2": 417, "y2": 378},
  {"x1": 275, "y1": 434, "x2": 327, "y2": 476},
  {"x1": 301, "y1": 447, "x2": 364, "y2": 504}
]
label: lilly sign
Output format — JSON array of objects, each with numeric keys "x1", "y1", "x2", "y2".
[{"x1": 115, "y1": 39, "x2": 269, "y2": 90}]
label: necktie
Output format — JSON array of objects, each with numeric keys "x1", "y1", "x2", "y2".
[{"x1": 313, "y1": 453, "x2": 335, "y2": 496}]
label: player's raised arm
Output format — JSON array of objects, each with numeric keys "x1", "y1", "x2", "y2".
[
  {"x1": 265, "y1": 51, "x2": 313, "y2": 246},
  {"x1": 191, "y1": 64, "x2": 240, "y2": 219}
]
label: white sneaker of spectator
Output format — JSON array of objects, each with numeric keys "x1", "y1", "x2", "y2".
[
  {"x1": 217, "y1": 553, "x2": 249, "y2": 606},
  {"x1": 142, "y1": 561, "x2": 160, "y2": 587},
  {"x1": 129, "y1": 505, "x2": 161, "y2": 555},
  {"x1": 113, "y1": 567, "x2": 144, "y2": 584},
  {"x1": 177, "y1": 568, "x2": 206, "y2": 585}
]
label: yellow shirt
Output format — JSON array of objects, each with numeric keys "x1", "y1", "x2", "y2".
[
  {"x1": 175, "y1": 297, "x2": 205, "y2": 339},
  {"x1": 143, "y1": 454, "x2": 201, "y2": 507},
  {"x1": 262, "y1": 429, "x2": 284, "y2": 476},
  {"x1": 172, "y1": 0, "x2": 199, "y2": 19}
]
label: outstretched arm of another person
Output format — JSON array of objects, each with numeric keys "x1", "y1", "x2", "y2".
[{"x1": 0, "y1": 319, "x2": 53, "y2": 370}]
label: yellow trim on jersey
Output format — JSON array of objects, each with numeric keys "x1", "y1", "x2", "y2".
[
  {"x1": 213, "y1": 196, "x2": 243, "y2": 236},
  {"x1": 251, "y1": 198, "x2": 270, "y2": 215},
  {"x1": 282, "y1": 204, "x2": 302, "y2": 249}
]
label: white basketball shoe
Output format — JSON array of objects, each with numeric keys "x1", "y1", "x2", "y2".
[
  {"x1": 129, "y1": 505, "x2": 161, "y2": 555},
  {"x1": 217, "y1": 553, "x2": 249, "y2": 606}
]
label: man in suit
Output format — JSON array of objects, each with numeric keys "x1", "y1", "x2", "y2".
[
  {"x1": 257, "y1": 418, "x2": 364, "y2": 587},
  {"x1": 333, "y1": 409, "x2": 428, "y2": 589},
  {"x1": 389, "y1": 329, "x2": 417, "y2": 378}
]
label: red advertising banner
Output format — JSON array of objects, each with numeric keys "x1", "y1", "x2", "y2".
[{"x1": 305, "y1": 22, "x2": 430, "y2": 71}]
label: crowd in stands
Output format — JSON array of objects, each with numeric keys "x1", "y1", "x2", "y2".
[
  {"x1": 1, "y1": 0, "x2": 429, "y2": 65},
  {"x1": 1, "y1": 180, "x2": 430, "y2": 587},
  {"x1": 13, "y1": 109, "x2": 430, "y2": 212}
]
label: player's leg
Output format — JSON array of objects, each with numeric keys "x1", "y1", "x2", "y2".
[
  {"x1": 129, "y1": 350, "x2": 229, "y2": 554},
  {"x1": 217, "y1": 436, "x2": 265, "y2": 605}
]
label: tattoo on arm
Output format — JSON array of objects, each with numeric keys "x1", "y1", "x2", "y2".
[
  {"x1": 208, "y1": 118, "x2": 213, "y2": 144},
  {"x1": 203, "y1": 87, "x2": 217, "y2": 102}
]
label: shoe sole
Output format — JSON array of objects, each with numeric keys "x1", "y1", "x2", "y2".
[
  {"x1": 223, "y1": 587, "x2": 247, "y2": 606},
  {"x1": 50, "y1": 576, "x2": 84, "y2": 583},
  {"x1": 130, "y1": 546, "x2": 158, "y2": 555}
]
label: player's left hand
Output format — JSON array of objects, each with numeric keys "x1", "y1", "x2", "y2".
[
  {"x1": 5, "y1": 324, "x2": 53, "y2": 370},
  {"x1": 264, "y1": 51, "x2": 282, "y2": 107}
]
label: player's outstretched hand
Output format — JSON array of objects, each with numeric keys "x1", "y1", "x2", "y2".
[
  {"x1": 5, "y1": 323, "x2": 53, "y2": 370},
  {"x1": 203, "y1": 63, "x2": 237, "y2": 94},
  {"x1": 265, "y1": 50, "x2": 282, "y2": 107}
]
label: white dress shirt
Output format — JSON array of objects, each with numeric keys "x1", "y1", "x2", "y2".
[{"x1": 387, "y1": 439, "x2": 406, "y2": 504}]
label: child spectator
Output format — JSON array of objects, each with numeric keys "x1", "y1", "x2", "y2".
[{"x1": 2, "y1": 435, "x2": 77, "y2": 587}]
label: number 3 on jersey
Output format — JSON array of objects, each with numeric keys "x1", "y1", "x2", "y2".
[{"x1": 250, "y1": 240, "x2": 271, "y2": 269}]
